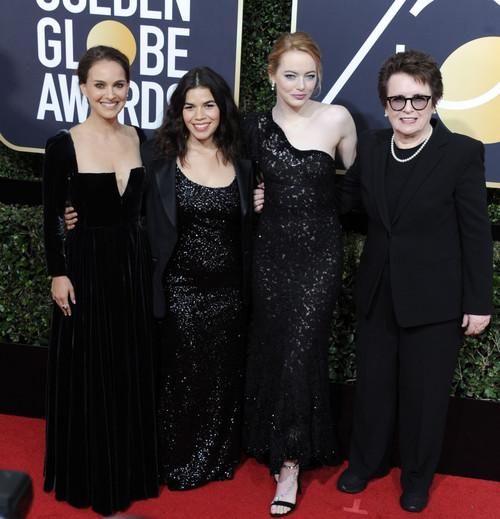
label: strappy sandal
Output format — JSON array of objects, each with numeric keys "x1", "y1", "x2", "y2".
[{"x1": 270, "y1": 462, "x2": 301, "y2": 517}]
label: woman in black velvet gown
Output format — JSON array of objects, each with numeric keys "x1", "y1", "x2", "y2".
[
  {"x1": 142, "y1": 67, "x2": 254, "y2": 490},
  {"x1": 242, "y1": 32, "x2": 357, "y2": 517},
  {"x1": 42, "y1": 46, "x2": 158, "y2": 516}
]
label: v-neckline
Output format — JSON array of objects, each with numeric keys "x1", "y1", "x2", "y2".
[
  {"x1": 76, "y1": 168, "x2": 143, "y2": 198},
  {"x1": 66, "y1": 130, "x2": 141, "y2": 197}
]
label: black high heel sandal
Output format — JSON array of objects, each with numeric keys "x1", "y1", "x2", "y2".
[{"x1": 270, "y1": 462, "x2": 301, "y2": 517}]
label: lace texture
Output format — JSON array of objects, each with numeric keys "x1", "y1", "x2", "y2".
[{"x1": 242, "y1": 112, "x2": 342, "y2": 474}]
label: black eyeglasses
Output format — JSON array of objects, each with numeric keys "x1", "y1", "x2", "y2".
[{"x1": 386, "y1": 95, "x2": 432, "y2": 111}]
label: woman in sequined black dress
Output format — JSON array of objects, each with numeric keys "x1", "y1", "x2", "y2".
[
  {"x1": 142, "y1": 67, "x2": 254, "y2": 490},
  {"x1": 242, "y1": 32, "x2": 357, "y2": 517}
]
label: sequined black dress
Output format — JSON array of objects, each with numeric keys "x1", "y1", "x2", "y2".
[
  {"x1": 42, "y1": 130, "x2": 158, "y2": 516},
  {"x1": 157, "y1": 166, "x2": 245, "y2": 489},
  {"x1": 242, "y1": 112, "x2": 342, "y2": 474}
]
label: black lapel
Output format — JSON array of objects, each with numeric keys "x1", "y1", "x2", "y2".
[
  {"x1": 372, "y1": 133, "x2": 392, "y2": 232},
  {"x1": 235, "y1": 159, "x2": 252, "y2": 218},
  {"x1": 154, "y1": 159, "x2": 177, "y2": 229}
]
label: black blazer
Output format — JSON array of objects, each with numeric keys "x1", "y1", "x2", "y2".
[
  {"x1": 336, "y1": 119, "x2": 493, "y2": 328},
  {"x1": 141, "y1": 139, "x2": 254, "y2": 318}
]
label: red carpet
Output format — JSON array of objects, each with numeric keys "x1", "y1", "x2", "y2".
[{"x1": 1, "y1": 414, "x2": 499, "y2": 518}]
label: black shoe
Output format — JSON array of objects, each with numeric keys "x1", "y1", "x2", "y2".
[
  {"x1": 337, "y1": 469, "x2": 368, "y2": 493},
  {"x1": 337, "y1": 466, "x2": 390, "y2": 494},
  {"x1": 400, "y1": 491, "x2": 429, "y2": 512}
]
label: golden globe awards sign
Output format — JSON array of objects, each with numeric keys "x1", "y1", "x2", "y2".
[
  {"x1": 0, "y1": 0, "x2": 243, "y2": 152},
  {"x1": 293, "y1": 0, "x2": 500, "y2": 185}
]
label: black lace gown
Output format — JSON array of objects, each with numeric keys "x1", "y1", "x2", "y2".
[
  {"x1": 242, "y1": 112, "x2": 342, "y2": 475},
  {"x1": 156, "y1": 167, "x2": 245, "y2": 489},
  {"x1": 42, "y1": 131, "x2": 158, "y2": 516}
]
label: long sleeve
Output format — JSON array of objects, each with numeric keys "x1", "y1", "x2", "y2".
[
  {"x1": 240, "y1": 112, "x2": 264, "y2": 185},
  {"x1": 454, "y1": 138, "x2": 493, "y2": 314},
  {"x1": 42, "y1": 130, "x2": 75, "y2": 277}
]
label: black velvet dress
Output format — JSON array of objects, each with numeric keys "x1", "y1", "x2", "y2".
[
  {"x1": 42, "y1": 130, "x2": 158, "y2": 516},
  {"x1": 242, "y1": 112, "x2": 342, "y2": 474},
  {"x1": 156, "y1": 167, "x2": 245, "y2": 489}
]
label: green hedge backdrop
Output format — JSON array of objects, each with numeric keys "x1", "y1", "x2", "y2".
[{"x1": 1, "y1": 0, "x2": 499, "y2": 400}]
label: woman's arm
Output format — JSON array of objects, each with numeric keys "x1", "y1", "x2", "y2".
[
  {"x1": 42, "y1": 131, "x2": 76, "y2": 314},
  {"x1": 42, "y1": 132, "x2": 72, "y2": 276},
  {"x1": 454, "y1": 137, "x2": 493, "y2": 324},
  {"x1": 334, "y1": 106, "x2": 357, "y2": 170}
]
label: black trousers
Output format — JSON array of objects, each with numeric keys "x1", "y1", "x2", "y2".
[{"x1": 348, "y1": 270, "x2": 462, "y2": 493}]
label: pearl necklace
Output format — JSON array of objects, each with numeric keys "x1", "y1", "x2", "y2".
[{"x1": 391, "y1": 127, "x2": 433, "y2": 163}]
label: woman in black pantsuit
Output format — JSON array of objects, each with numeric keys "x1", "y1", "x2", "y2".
[{"x1": 335, "y1": 50, "x2": 493, "y2": 513}]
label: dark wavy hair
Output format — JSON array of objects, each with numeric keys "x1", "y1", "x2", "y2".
[
  {"x1": 377, "y1": 49, "x2": 443, "y2": 108},
  {"x1": 77, "y1": 45, "x2": 130, "y2": 84},
  {"x1": 154, "y1": 66, "x2": 241, "y2": 164}
]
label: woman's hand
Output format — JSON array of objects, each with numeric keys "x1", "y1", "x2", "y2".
[
  {"x1": 51, "y1": 276, "x2": 75, "y2": 316},
  {"x1": 253, "y1": 182, "x2": 265, "y2": 213},
  {"x1": 462, "y1": 314, "x2": 490, "y2": 335},
  {"x1": 64, "y1": 206, "x2": 78, "y2": 230}
]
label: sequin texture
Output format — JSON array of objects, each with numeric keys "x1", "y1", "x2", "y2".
[{"x1": 157, "y1": 167, "x2": 245, "y2": 489}]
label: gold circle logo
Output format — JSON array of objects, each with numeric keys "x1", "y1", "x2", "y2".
[
  {"x1": 87, "y1": 21, "x2": 137, "y2": 66},
  {"x1": 437, "y1": 37, "x2": 500, "y2": 144}
]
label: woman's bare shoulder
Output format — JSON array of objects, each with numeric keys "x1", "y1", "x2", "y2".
[{"x1": 313, "y1": 101, "x2": 352, "y2": 124}]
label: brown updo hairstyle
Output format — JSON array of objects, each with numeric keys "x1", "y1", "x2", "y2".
[
  {"x1": 268, "y1": 31, "x2": 323, "y2": 95},
  {"x1": 377, "y1": 49, "x2": 443, "y2": 108},
  {"x1": 77, "y1": 45, "x2": 130, "y2": 85}
]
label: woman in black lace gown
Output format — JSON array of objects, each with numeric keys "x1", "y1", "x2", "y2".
[
  {"x1": 242, "y1": 32, "x2": 357, "y2": 517},
  {"x1": 142, "y1": 67, "x2": 254, "y2": 490},
  {"x1": 43, "y1": 46, "x2": 158, "y2": 516}
]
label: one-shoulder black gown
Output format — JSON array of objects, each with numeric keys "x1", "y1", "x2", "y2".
[{"x1": 242, "y1": 112, "x2": 342, "y2": 475}]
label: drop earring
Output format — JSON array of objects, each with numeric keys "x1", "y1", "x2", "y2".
[{"x1": 271, "y1": 81, "x2": 275, "y2": 91}]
